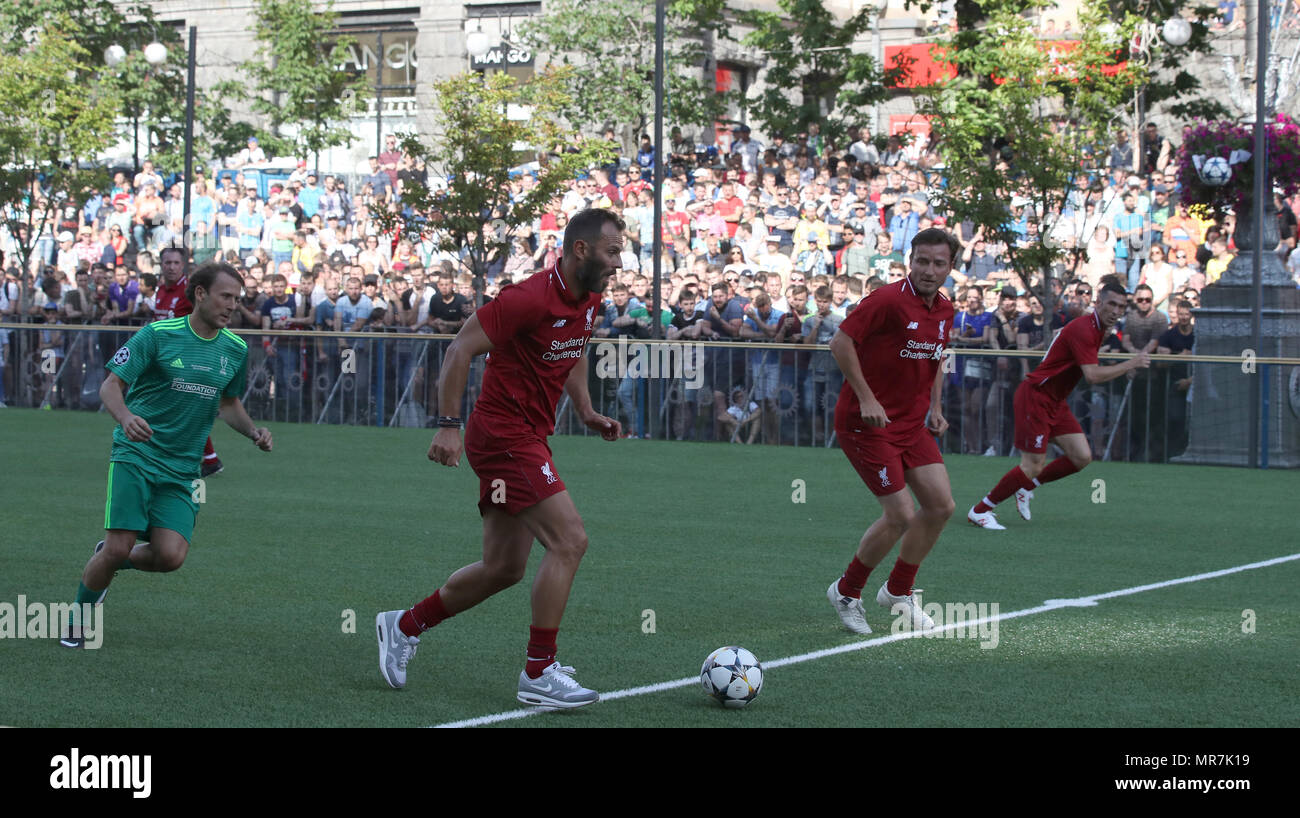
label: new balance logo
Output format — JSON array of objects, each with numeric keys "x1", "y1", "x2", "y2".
[
  {"x1": 552, "y1": 319, "x2": 567, "y2": 327},
  {"x1": 907, "y1": 321, "x2": 919, "y2": 330},
  {"x1": 169, "y1": 358, "x2": 184, "y2": 368}
]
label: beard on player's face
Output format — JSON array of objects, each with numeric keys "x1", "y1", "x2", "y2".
[{"x1": 578, "y1": 249, "x2": 613, "y2": 294}]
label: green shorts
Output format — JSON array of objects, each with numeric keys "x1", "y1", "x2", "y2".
[{"x1": 104, "y1": 461, "x2": 198, "y2": 542}]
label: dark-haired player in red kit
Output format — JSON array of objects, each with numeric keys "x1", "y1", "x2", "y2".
[
  {"x1": 376, "y1": 208, "x2": 623, "y2": 708},
  {"x1": 825, "y1": 227, "x2": 957, "y2": 636},
  {"x1": 154, "y1": 245, "x2": 224, "y2": 477},
  {"x1": 967, "y1": 279, "x2": 1152, "y2": 530}
]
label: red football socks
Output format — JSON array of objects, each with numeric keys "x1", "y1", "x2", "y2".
[
  {"x1": 400, "y1": 588, "x2": 451, "y2": 637},
  {"x1": 525, "y1": 626, "x2": 559, "y2": 679},
  {"x1": 1035, "y1": 456, "x2": 1080, "y2": 486},
  {"x1": 976, "y1": 466, "x2": 1037, "y2": 512},
  {"x1": 886, "y1": 558, "x2": 920, "y2": 597},
  {"x1": 202, "y1": 436, "x2": 217, "y2": 461},
  {"x1": 838, "y1": 556, "x2": 871, "y2": 599}
]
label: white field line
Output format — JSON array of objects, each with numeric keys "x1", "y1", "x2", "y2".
[{"x1": 429, "y1": 552, "x2": 1300, "y2": 728}]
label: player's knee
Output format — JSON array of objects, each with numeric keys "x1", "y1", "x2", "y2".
[
  {"x1": 929, "y1": 495, "x2": 957, "y2": 521},
  {"x1": 156, "y1": 550, "x2": 186, "y2": 572},
  {"x1": 485, "y1": 559, "x2": 527, "y2": 589},
  {"x1": 550, "y1": 530, "x2": 588, "y2": 564},
  {"x1": 1070, "y1": 450, "x2": 1092, "y2": 470},
  {"x1": 881, "y1": 506, "x2": 914, "y2": 532}
]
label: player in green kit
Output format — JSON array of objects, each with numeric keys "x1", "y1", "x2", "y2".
[{"x1": 61, "y1": 262, "x2": 272, "y2": 648}]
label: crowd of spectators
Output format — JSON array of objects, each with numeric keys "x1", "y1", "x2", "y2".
[{"x1": 2, "y1": 113, "x2": 1297, "y2": 460}]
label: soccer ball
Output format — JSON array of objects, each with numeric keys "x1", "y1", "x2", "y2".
[
  {"x1": 700, "y1": 646, "x2": 763, "y2": 708},
  {"x1": 1199, "y1": 157, "x2": 1232, "y2": 187}
]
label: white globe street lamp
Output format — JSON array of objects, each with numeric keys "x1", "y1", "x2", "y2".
[
  {"x1": 1161, "y1": 18, "x2": 1192, "y2": 47},
  {"x1": 466, "y1": 29, "x2": 492, "y2": 58},
  {"x1": 143, "y1": 41, "x2": 168, "y2": 66},
  {"x1": 104, "y1": 44, "x2": 126, "y2": 68}
]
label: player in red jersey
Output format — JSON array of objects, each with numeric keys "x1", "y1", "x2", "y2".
[
  {"x1": 967, "y1": 279, "x2": 1152, "y2": 529},
  {"x1": 155, "y1": 246, "x2": 224, "y2": 477},
  {"x1": 825, "y1": 228, "x2": 957, "y2": 635},
  {"x1": 376, "y1": 209, "x2": 623, "y2": 708}
]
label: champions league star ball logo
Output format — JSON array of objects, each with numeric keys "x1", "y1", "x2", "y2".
[{"x1": 112, "y1": 347, "x2": 130, "y2": 366}]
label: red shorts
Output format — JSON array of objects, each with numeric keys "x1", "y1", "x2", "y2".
[
  {"x1": 1013, "y1": 382, "x2": 1083, "y2": 454},
  {"x1": 836, "y1": 420, "x2": 944, "y2": 497},
  {"x1": 464, "y1": 418, "x2": 566, "y2": 516}
]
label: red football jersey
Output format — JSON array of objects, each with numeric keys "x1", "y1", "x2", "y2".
[
  {"x1": 154, "y1": 277, "x2": 192, "y2": 321},
  {"x1": 834, "y1": 276, "x2": 955, "y2": 430},
  {"x1": 474, "y1": 260, "x2": 603, "y2": 438},
  {"x1": 1026, "y1": 312, "x2": 1103, "y2": 402}
]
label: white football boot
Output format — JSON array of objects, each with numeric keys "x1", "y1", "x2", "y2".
[
  {"x1": 827, "y1": 579, "x2": 873, "y2": 635},
  {"x1": 877, "y1": 584, "x2": 935, "y2": 631},
  {"x1": 1015, "y1": 489, "x2": 1034, "y2": 521},
  {"x1": 967, "y1": 506, "x2": 1007, "y2": 530}
]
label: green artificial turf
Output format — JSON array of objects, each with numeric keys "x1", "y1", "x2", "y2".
[{"x1": 1, "y1": 409, "x2": 1296, "y2": 728}]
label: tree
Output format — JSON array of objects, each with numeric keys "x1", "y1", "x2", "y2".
[
  {"x1": 916, "y1": 0, "x2": 1202, "y2": 309},
  {"x1": 518, "y1": 0, "x2": 731, "y2": 147},
  {"x1": 0, "y1": 1, "x2": 253, "y2": 176},
  {"x1": 741, "y1": 0, "x2": 906, "y2": 149},
  {"x1": 0, "y1": 23, "x2": 119, "y2": 275},
  {"x1": 372, "y1": 69, "x2": 613, "y2": 305},
  {"x1": 243, "y1": 0, "x2": 370, "y2": 164}
]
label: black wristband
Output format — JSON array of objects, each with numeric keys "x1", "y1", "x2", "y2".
[{"x1": 437, "y1": 416, "x2": 463, "y2": 428}]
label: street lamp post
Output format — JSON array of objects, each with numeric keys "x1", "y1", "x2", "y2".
[{"x1": 105, "y1": 27, "x2": 197, "y2": 254}]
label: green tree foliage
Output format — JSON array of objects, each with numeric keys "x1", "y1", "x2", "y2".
[
  {"x1": 0, "y1": 23, "x2": 119, "y2": 273},
  {"x1": 373, "y1": 69, "x2": 613, "y2": 302},
  {"x1": 741, "y1": 0, "x2": 905, "y2": 148},
  {"x1": 0, "y1": 0, "x2": 254, "y2": 175},
  {"x1": 518, "y1": 0, "x2": 731, "y2": 145},
  {"x1": 917, "y1": 0, "x2": 1186, "y2": 305},
  {"x1": 244, "y1": 0, "x2": 370, "y2": 163}
]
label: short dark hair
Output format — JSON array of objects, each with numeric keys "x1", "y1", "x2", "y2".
[
  {"x1": 1099, "y1": 279, "x2": 1128, "y2": 302},
  {"x1": 563, "y1": 207, "x2": 626, "y2": 253},
  {"x1": 910, "y1": 227, "x2": 960, "y2": 262},
  {"x1": 186, "y1": 262, "x2": 242, "y2": 304},
  {"x1": 159, "y1": 246, "x2": 186, "y2": 264}
]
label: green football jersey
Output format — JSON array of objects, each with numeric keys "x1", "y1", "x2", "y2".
[{"x1": 106, "y1": 316, "x2": 249, "y2": 481}]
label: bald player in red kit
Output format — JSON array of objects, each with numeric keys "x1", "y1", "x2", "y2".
[
  {"x1": 155, "y1": 245, "x2": 223, "y2": 477},
  {"x1": 825, "y1": 227, "x2": 957, "y2": 635},
  {"x1": 376, "y1": 208, "x2": 623, "y2": 708},
  {"x1": 968, "y1": 279, "x2": 1151, "y2": 529}
]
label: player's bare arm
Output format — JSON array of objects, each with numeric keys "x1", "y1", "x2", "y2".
[
  {"x1": 830, "y1": 329, "x2": 888, "y2": 427},
  {"x1": 565, "y1": 353, "x2": 621, "y2": 441},
  {"x1": 99, "y1": 372, "x2": 152, "y2": 442},
  {"x1": 429, "y1": 312, "x2": 494, "y2": 466},
  {"x1": 218, "y1": 396, "x2": 273, "y2": 451},
  {"x1": 926, "y1": 365, "x2": 948, "y2": 437}
]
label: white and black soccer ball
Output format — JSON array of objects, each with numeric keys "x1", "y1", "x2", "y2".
[
  {"x1": 1199, "y1": 157, "x2": 1232, "y2": 187},
  {"x1": 700, "y1": 646, "x2": 763, "y2": 709}
]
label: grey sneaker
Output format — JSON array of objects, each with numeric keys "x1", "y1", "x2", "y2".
[
  {"x1": 376, "y1": 610, "x2": 419, "y2": 689},
  {"x1": 827, "y1": 579, "x2": 872, "y2": 634},
  {"x1": 516, "y1": 662, "x2": 600, "y2": 709}
]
